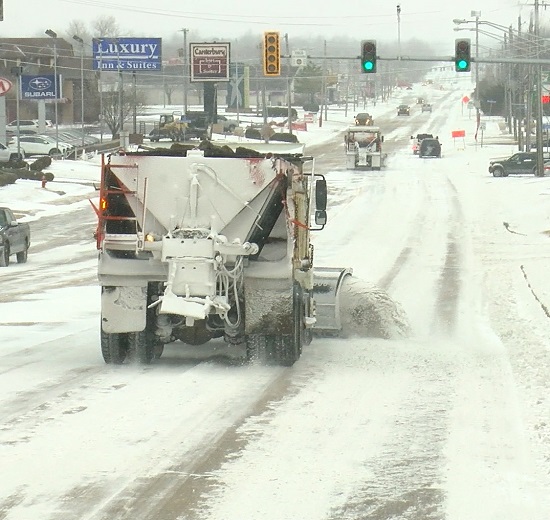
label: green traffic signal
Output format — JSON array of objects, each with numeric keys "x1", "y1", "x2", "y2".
[
  {"x1": 455, "y1": 38, "x2": 471, "y2": 73},
  {"x1": 361, "y1": 40, "x2": 377, "y2": 74},
  {"x1": 363, "y1": 61, "x2": 374, "y2": 72}
]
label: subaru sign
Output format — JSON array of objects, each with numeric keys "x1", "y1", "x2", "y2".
[
  {"x1": 21, "y1": 74, "x2": 61, "y2": 100},
  {"x1": 92, "y1": 38, "x2": 162, "y2": 71}
]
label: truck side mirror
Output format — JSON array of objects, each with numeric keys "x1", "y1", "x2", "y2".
[
  {"x1": 381, "y1": 136, "x2": 384, "y2": 142},
  {"x1": 315, "y1": 210, "x2": 327, "y2": 226},
  {"x1": 315, "y1": 179, "x2": 327, "y2": 211}
]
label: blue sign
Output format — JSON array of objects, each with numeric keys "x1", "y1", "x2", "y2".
[
  {"x1": 92, "y1": 38, "x2": 162, "y2": 71},
  {"x1": 21, "y1": 74, "x2": 61, "y2": 100}
]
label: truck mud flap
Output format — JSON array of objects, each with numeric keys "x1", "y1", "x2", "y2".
[
  {"x1": 312, "y1": 267, "x2": 353, "y2": 335},
  {"x1": 101, "y1": 285, "x2": 147, "y2": 333}
]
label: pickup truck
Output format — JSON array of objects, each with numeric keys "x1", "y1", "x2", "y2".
[
  {"x1": 410, "y1": 133, "x2": 434, "y2": 154},
  {"x1": 0, "y1": 207, "x2": 30, "y2": 267}
]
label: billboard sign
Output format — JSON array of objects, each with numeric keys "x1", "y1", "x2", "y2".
[
  {"x1": 21, "y1": 75, "x2": 61, "y2": 100},
  {"x1": 92, "y1": 38, "x2": 162, "y2": 71},
  {"x1": 190, "y1": 42, "x2": 230, "y2": 82}
]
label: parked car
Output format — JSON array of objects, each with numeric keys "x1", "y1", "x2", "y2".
[
  {"x1": 0, "y1": 206, "x2": 30, "y2": 267},
  {"x1": 397, "y1": 104, "x2": 410, "y2": 116},
  {"x1": 489, "y1": 152, "x2": 550, "y2": 177},
  {"x1": 421, "y1": 103, "x2": 432, "y2": 112},
  {"x1": 9, "y1": 135, "x2": 74, "y2": 157},
  {"x1": 418, "y1": 138, "x2": 441, "y2": 158},
  {"x1": 0, "y1": 142, "x2": 25, "y2": 164},
  {"x1": 5, "y1": 119, "x2": 40, "y2": 133},
  {"x1": 43, "y1": 130, "x2": 99, "y2": 147},
  {"x1": 529, "y1": 139, "x2": 550, "y2": 150}
]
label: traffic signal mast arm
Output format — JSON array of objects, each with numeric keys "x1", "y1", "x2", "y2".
[{"x1": 280, "y1": 54, "x2": 550, "y2": 65}]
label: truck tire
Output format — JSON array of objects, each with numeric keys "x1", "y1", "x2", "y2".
[
  {"x1": 246, "y1": 334, "x2": 299, "y2": 367},
  {"x1": 246, "y1": 284, "x2": 304, "y2": 366},
  {"x1": 16, "y1": 240, "x2": 29, "y2": 263},
  {"x1": 302, "y1": 289, "x2": 313, "y2": 347},
  {"x1": 294, "y1": 283, "x2": 310, "y2": 350},
  {"x1": 127, "y1": 330, "x2": 154, "y2": 364},
  {"x1": 0, "y1": 244, "x2": 9, "y2": 267},
  {"x1": 101, "y1": 329, "x2": 129, "y2": 364}
]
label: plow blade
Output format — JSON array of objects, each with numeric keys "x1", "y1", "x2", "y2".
[{"x1": 312, "y1": 267, "x2": 353, "y2": 335}]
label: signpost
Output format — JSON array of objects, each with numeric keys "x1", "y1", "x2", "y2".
[
  {"x1": 92, "y1": 38, "x2": 162, "y2": 70},
  {"x1": 190, "y1": 42, "x2": 230, "y2": 82},
  {"x1": 452, "y1": 129, "x2": 466, "y2": 150},
  {"x1": 0, "y1": 77, "x2": 12, "y2": 145},
  {"x1": 21, "y1": 75, "x2": 61, "y2": 100},
  {"x1": 0, "y1": 77, "x2": 13, "y2": 96},
  {"x1": 291, "y1": 50, "x2": 307, "y2": 67}
]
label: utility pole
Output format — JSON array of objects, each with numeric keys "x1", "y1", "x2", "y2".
[
  {"x1": 284, "y1": 33, "x2": 293, "y2": 134},
  {"x1": 472, "y1": 10, "x2": 481, "y2": 149},
  {"x1": 534, "y1": 0, "x2": 544, "y2": 175},
  {"x1": 396, "y1": 4, "x2": 401, "y2": 88},
  {"x1": 45, "y1": 30, "x2": 59, "y2": 151},
  {"x1": 72, "y1": 35, "x2": 85, "y2": 148},
  {"x1": 319, "y1": 40, "x2": 327, "y2": 127},
  {"x1": 179, "y1": 28, "x2": 189, "y2": 113}
]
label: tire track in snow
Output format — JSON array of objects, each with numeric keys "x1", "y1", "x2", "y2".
[{"x1": 432, "y1": 178, "x2": 463, "y2": 335}]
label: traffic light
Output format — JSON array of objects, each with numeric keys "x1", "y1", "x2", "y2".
[
  {"x1": 455, "y1": 39, "x2": 471, "y2": 72},
  {"x1": 361, "y1": 40, "x2": 377, "y2": 73},
  {"x1": 263, "y1": 31, "x2": 281, "y2": 76}
]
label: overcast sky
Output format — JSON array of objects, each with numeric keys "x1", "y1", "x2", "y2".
[{"x1": 1, "y1": 0, "x2": 534, "y2": 48}]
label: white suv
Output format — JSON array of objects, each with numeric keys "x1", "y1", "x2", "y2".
[
  {"x1": 9, "y1": 135, "x2": 73, "y2": 157},
  {"x1": 5, "y1": 120, "x2": 40, "y2": 133}
]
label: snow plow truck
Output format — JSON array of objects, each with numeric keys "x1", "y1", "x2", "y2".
[
  {"x1": 345, "y1": 126, "x2": 386, "y2": 170},
  {"x1": 93, "y1": 141, "x2": 352, "y2": 366}
]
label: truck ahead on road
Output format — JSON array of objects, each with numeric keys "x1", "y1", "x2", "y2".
[
  {"x1": 92, "y1": 142, "x2": 352, "y2": 367},
  {"x1": 0, "y1": 207, "x2": 30, "y2": 267},
  {"x1": 345, "y1": 126, "x2": 386, "y2": 170}
]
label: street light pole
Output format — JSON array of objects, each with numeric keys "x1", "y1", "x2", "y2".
[
  {"x1": 45, "y1": 29, "x2": 59, "y2": 151},
  {"x1": 10, "y1": 66, "x2": 23, "y2": 157},
  {"x1": 397, "y1": 4, "x2": 401, "y2": 60},
  {"x1": 73, "y1": 35, "x2": 85, "y2": 148},
  {"x1": 472, "y1": 11, "x2": 481, "y2": 148},
  {"x1": 97, "y1": 39, "x2": 104, "y2": 144},
  {"x1": 179, "y1": 28, "x2": 189, "y2": 113},
  {"x1": 534, "y1": 0, "x2": 544, "y2": 175}
]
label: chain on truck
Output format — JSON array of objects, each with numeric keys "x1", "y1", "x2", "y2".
[{"x1": 91, "y1": 141, "x2": 352, "y2": 367}]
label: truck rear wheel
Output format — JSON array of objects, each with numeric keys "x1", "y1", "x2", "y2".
[
  {"x1": 246, "y1": 283, "x2": 305, "y2": 366},
  {"x1": 101, "y1": 329, "x2": 129, "y2": 364},
  {"x1": 246, "y1": 334, "x2": 299, "y2": 367},
  {"x1": 127, "y1": 330, "x2": 155, "y2": 364}
]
